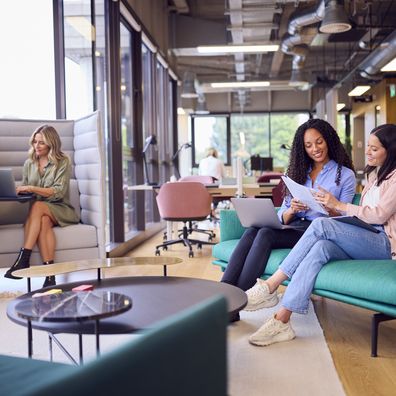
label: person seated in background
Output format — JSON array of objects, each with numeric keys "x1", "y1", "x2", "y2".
[
  {"x1": 199, "y1": 147, "x2": 225, "y2": 182},
  {"x1": 4, "y1": 125, "x2": 79, "y2": 287},
  {"x1": 221, "y1": 119, "x2": 356, "y2": 308},
  {"x1": 247, "y1": 123, "x2": 396, "y2": 347}
]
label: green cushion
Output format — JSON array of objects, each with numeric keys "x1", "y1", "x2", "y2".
[
  {"x1": 314, "y1": 260, "x2": 396, "y2": 306},
  {"x1": 219, "y1": 209, "x2": 245, "y2": 242},
  {"x1": 0, "y1": 356, "x2": 74, "y2": 396}
]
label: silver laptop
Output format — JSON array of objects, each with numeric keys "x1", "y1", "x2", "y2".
[
  {"x1": 231, "y1": 198, "x2": 298, "y2": 229},
  {"x1": 0, "y1": 168, "x2": 32, "y2": 225},
  {"x1": 0, "y1": 168, "x2": 19, "y2": 197}
]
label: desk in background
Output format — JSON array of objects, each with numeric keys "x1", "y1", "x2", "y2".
[{"x1": 126, "y1": 183, "x2": 278, "y2": 198}]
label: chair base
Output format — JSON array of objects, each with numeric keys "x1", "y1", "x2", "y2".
[{"x1": 156, "y1": 223, "x2": 215, "y2": 258}]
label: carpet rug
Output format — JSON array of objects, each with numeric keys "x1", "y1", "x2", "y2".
[{"x1": 228, "y1": 299, "x2": 345, "y2": 396}]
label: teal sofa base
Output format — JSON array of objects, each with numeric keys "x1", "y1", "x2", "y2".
[
  {"x1": 213, "y1": 209, "x2": 396, "y2": 356},
  {"x1": 0, "y1": 297, "x2": 227, "y2": 396}
]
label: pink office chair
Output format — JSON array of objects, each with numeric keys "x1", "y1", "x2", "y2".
[
  {"x1": 155, "y1": 182, "x2": 215, "y2": 258},
  {"x1": 272, "y1": 180, "x2": 285, "y2": 207},
  {"x1": 179, "y1": 175, "x2": 215, "y2": 184},
  {"x1": 175, "y1": 176, "x2": 217, "y2": 240}
]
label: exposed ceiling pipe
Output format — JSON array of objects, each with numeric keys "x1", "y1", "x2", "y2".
[
  {"x1": 359, "y1": 30, "x2": 396, "y2": 79},
  {"x1": 288, "y1": 0, "x2": 325, "y2": 35},
  {"x1": 281, "y1": 0, "x2": 325, "y2": 87}
]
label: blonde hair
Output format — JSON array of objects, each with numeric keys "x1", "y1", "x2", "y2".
[
  {"x1": 206, "y1": 147, "x2": 218, "y2": 158},
  {"x1": 28, "y1": 125, "x2": 66, "y2": 165}
]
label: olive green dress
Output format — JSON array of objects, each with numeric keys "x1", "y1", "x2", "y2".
[{"x1": 22, "y1": 157, "x2": 79, "y2": 227}]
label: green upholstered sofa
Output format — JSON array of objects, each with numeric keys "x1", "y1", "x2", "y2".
[
  {"x1": 0, "y1": 296, "x2": 228, "y2": 396},
  {"x1": 212, "y1": 209, "x2": 396, "y2": 356}
]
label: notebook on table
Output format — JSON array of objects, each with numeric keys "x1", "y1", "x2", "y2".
[{"x1": 231, "y1": 198, "x2": 303, "y2": 229}]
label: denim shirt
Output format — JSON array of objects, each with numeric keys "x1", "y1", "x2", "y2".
[{"x1": 278, "y1": 160, "x2": 356, "y2": 222}]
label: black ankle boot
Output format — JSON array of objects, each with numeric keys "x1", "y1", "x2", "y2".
[
  {"x1": 4, "y1": 248, "x2": 32, "y2": 280},
  {"x1": 42, "y1": 260, "x2": 56, "y2": 288}
]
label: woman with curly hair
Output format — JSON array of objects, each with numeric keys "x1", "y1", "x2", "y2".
[
  {"x1": 221, "y1": 119, "x2": 356, "y2": 314},
  {"x1": 4, "y1": 125, "x2": 79, "y2": 287},
  {"x1": 248, "y1": 124, "x2": 396, "y2": 346}
]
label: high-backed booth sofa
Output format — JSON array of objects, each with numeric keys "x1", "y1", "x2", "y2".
[
  {"x1": 0, "y1": 112, "x2": 106, "y2": 267},
  {"x1": 212, "y1": 207, "x2": 396, "y2": 356}
]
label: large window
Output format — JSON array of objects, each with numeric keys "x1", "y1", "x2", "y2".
[
  {"x1": 192, "y1": 115, "x2": 229, "y2": 167},
  {"x1": 269, "y1": 113, "x2": 309, "y2": 170},
  {"x1": 0, "y1": 0, "x2": 56, "y2": 118},
  {"x1": 231, "y1": 114, "x2": 270, "y2": 165},
  {"x1": 63, "y1": 0, "x2": 94, "y2": 119},
  {"x1": 120, "y1": 22, "x2": 137, "y2": 235},
  {"x1": 142, "y1": 44, "x2": 157, "y2": 224},
  {"x1": 191, "y1": 112, "x2": 309, "y2": 172}
]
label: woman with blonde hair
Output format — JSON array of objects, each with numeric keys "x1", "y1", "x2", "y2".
[
  {"x1": 198, "y1": 147, "x2": 225, "y2": 181},
  {"x1": 4, "y1": 125, "x2": 79, "y2": 287}
]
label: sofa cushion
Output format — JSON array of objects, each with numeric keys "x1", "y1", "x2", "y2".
[
  {"x1": 0, "y1": 355, "x2": 74, "y2": 396},
  {"x1": 314, "y1": 259, "x2": 396, "y2": 306},
  {"x1": 0, "y1": 223, "x2": 98, "y2": 254}
]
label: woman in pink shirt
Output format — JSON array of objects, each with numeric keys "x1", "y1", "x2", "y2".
[{"x1": 245, "y1": 123, "x2": 396, "y2": 347}]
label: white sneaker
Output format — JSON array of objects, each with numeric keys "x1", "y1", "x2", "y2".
[
  {"x1": 249, "y1": 315, "x2": 296, "y2": 346},
  {"x1": 244, "y1": 279, "x2": 279, "y2": 311}
]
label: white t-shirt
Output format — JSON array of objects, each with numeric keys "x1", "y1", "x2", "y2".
[
  {"x1": 362, "y1": 181, "x2": 380, "y2": 208},
  {"x1": 198, "y1": 155, "x2": 225, "y2": 181}
]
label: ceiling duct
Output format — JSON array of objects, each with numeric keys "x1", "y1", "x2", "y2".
[
  {"x1": 281, "y1": 0, "x2": 325, "y2": 87},
  {"x1": 359, "y1": 30, "x2": 396, "y2": 79},
  {"x1": 319, "y1": 0, "x2": 351, "y2": 34}
]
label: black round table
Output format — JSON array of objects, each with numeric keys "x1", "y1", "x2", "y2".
[{"x1": 7, "y1": 276, "x2": 247, "y2": 362}]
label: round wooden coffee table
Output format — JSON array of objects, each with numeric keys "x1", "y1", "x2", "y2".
[{"x1": 13, "y1": 256, "x2": 183, "y2": 292}]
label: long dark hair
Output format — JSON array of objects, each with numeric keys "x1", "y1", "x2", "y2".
[
  {"x1": 286, "y1": 118, "x2": 354, "y2": 186},
  {"x1": 365, "y1": 124, "x2": 396, "y2": 185}
]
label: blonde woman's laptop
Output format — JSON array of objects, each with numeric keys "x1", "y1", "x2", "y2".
[
  {"x1": 231, "y1": 198, "x2": 302, "y2": 229},
  {"x1": 0, "y1": 168, "x2": 33, "y2": 199}
]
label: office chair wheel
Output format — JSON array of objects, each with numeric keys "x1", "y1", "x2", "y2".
[
  {"x1": 163, "y1": 246, "x2": 168, "y2": 251},
  {"x1": 188, "y1": 251, "x2": 194, "y2": 258},
  {"x1": 208, "y1": 236, "x2": 213, "y2": 242},
  {"x1": 197, "y1": 243, "x2": 202, "y2": 250},
  {"x1": 155, "y1": 249, "x2": 160, "y2": 256}
]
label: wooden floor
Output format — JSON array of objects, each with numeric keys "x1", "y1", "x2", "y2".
[{"x1": 112, "y1": 224, "x2": 396, "y2": 396}]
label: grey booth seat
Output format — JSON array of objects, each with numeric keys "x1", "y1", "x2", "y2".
[{"x1": 0, "y1": 111, "x2": 106, "y2": 267}]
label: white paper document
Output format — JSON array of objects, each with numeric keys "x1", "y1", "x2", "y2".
[{"x1": 281, "y1": 175, "x2": 328, "y2": 215}]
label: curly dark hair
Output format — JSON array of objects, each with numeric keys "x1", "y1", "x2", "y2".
[
  {"x1": 286, "y1": 118, "x2": 354, "y2": 188},
  {"x1": 366, "y1": 123, "x2": 396, "y2": 185}
]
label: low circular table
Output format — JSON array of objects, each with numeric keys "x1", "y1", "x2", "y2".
[
  {"x1": 7, "y1": 276, "x2": 247, "y2": 361},
  {"x1": 14, "y1": 291, "x2": 132, "y2": 362},
  {"x1": 13, "y1": 256, "x2": 183, "y2": 292}
]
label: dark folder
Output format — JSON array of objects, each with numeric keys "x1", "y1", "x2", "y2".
[{"x1": 333, "y1": 216, "x2": 380, "y2": 233}]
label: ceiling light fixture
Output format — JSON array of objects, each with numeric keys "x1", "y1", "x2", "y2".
[
  {"x1": 195, "y1": 94, "x2": 209, "y2": 114},
  {"x1": 337, "y1": 103, "x2": 345, "y2": 111},
  {"x1": 197, "y1": 45, "x2": 279, "y2": 54},
  {"x1": 381, "y1": 58, "x2": 396, "y2": 72},
  {"x1": 348, "y1": 85, "x2": 371, "y2": 96},
  {"x1": 210, "y1": 81, "x2": 270, "y2": 88},
  {"x1": 181, "y1": 71, "x2": 198, "y2": 98},
  {"x1": 319, "y1": 0, "x2": 352, "y2": 34}
]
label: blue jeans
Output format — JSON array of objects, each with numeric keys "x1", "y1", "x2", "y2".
[{"x1": 279, "y1": 217, "x2": 392, "y2": 314}]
